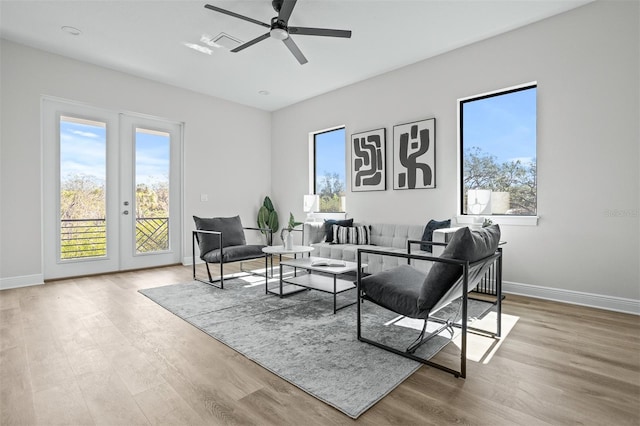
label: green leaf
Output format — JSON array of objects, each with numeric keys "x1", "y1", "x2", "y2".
[
  {"x1": 287, "y1": 212, "x2": 303, "y2": 230},
  {"x1": 257, "y1": 205, "x2": 269, "y2": 229},
  {"x1": 263, "y1": 196, "x2": 274, "y2": 212},
  {"x1": 268, "y1": 211, "x2": 279, "y2": 233}
]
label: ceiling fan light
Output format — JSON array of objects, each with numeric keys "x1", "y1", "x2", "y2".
[{"x1": 270, "y1": 28, "x2": 289, "y2": 40}]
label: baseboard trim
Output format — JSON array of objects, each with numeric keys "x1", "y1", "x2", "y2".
[
  {"x1": 0, "y1": 274, "x2": 45, "y2": 290},
  {"x1": 183, "y1": 256, "x2": 202, "y2": 266},
  {"x1": 3, "y1": 270, "x2": 637, "y2": 315},
  {"x1": 503, "y1": 280, "x2": 640, "y2": 315}
]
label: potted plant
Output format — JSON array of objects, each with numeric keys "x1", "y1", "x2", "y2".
[
  {"x1": 281, "y1": 213, "x2": 303, "y2": 250},
  {"x1": 257, "y1": 196, "x2": 279, "y2": 244}
]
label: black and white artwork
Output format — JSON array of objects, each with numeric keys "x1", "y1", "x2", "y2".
[
  {"x1": 351, "y1": 128, "x2": 386, "y2": 192},
  {"x1": 393, "y1": 118, "x2": 436, "y2": 190}
]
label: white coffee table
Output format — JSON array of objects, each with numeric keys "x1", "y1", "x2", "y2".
[{"x1": 278, "y1": 256, "x2": 367, "y2": 314}]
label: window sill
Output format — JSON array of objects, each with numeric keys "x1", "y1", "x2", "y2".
[{"x1": 455, "y1": 215, "x2": 539, "y2": 227}]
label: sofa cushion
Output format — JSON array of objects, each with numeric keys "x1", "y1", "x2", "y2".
[
  {"x1": 332, "y1": 225, "x2": 370, "y2": 245},
  {"x1": 418, "y1": 225, "x2": 500, "y2": 312},
  {"x1": 369, "y1": 223, "x2": 425, "y2": 248},
  {"x1": 309, "y1": 222, "x2": 442, "y2": 275},
  {"x1": 420, "y1": 219, "x2": 451, "y2": 252},
  {"x1": 324, "y1": 218, "x2": 353, "y2": 242},
  {"x1": 193, "y1": 215, "x2": 246, "y2": 256}
]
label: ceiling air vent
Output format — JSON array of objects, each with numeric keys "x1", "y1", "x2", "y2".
[{"x1": 209, "y1": 32, "x2": 243, "y2": 50}]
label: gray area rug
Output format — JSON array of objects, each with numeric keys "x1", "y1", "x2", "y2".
[{"x1": 139, "y1": 277, "x2": 493, "y2": 418}]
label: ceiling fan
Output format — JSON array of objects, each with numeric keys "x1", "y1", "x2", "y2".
[{"x1": 204, "y1": 0, "x2": 352, "y2": 65}]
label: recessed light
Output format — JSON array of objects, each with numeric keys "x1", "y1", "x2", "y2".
[
  {"x1": 61, "y1": 26, "x2": 82, "y2": 36},
  {"x1": 258, "y1": 90, "x2": 270, "y2": 96}
]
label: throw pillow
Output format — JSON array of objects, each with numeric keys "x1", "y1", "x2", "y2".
[
  {"x1": 332, "y1": 225, "x2": 370, "y2": 245},
  {"x1": 193, "y1": 215, "x2": 247, "y2": 256},
  {"x1": 323, "y1": 218, "x2": 353, "y2": 242},
  {"x1": 418, "y1": 224, "x2": 500, "y2": 312},
  {"x1": 420, "y1": 219, "x2": 451, "y2": 252}
]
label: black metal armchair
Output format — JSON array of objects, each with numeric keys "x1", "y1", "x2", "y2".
[
  {"x1": 192, "y1": 215, "x2": 273, "y2": 289},
  {"x1": 356, "y1": 224, "x2": 502, "y2": 378}
]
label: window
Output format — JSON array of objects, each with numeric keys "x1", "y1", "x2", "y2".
[
  {"x1": 313, "y1": 127, "x2": 346, "y2": 212},
  {"x1": 459, "y1": 83, "x2": 537, "y2": 217}
]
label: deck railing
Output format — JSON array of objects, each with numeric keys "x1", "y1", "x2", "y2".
[
  {"x1": 136, "y1": 217, "x2": 169, "y2": 253},
  {"x1": 60, "y1": 217, "x2": 169, "y2": 259}
]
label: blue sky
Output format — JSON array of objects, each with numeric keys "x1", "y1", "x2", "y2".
[
  {"x1": 60, "y1": 119, "x2": 106, "y2": 183},
  {"x1": 462, "y1": 87, "x2": 536, "y2": 164},
  {"x1": 60, "y1": 119, "x2": 169, "y2": 186},
  {"x1": 315, "y1": 127, "x2": 346, "y2": 186},
  {"x1": 134, "y1": 130, "x2": 170, "y2": 186}
]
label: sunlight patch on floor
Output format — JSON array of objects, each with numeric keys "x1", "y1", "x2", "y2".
[{"x1": 452, "y1": 312, "x2": 519, "y2": 363}]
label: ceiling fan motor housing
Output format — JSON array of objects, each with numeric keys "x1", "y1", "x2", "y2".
[{"x1": 270, "y1": 16, "x2": 289, "y2": 39}]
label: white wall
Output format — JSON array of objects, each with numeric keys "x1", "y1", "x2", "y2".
[
  {"x1": 272, "y1": 1, "x2": 639, "y2": 311},
  {"x1": 0, "y1": 39, "x2": 271, "y2": 285}
]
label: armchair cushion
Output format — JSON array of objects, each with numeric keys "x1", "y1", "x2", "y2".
[
  {"x1": 193, "y1": 215, "x2": 246, "y2": 255},
  {"x1": 201, "y1": 244, "x2": 266, "y2": 264},
  {"x1": 361, "y1": 264, "x2": 429, "y2": 319},
  {"x1": 418, "y1": 224, "x2": 500, "y2": 311}
]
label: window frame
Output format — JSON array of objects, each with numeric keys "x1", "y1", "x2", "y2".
[
  {"x1": 457, "y1": 82, "x2": 539, "y2": 226},
  {"x1": 309, "y1": 125, "x2": 346, "y2": 213}
]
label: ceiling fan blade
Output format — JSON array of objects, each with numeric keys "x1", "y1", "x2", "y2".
[
  {"x1": 204, "y1": 4, "x2": 270, "y2": 28},
  {"x1": 289, "y1": 27, "x2": 352, "y2": 38},
  {"x1": 231, "y1": 32, "x2": 271, "y2": 52},
  {"x1": 282, "y1": 37, "x2": 308, "y2": 65},
  {"x1": 278, "y1": 0, "x2": 297, "y2": 24}
]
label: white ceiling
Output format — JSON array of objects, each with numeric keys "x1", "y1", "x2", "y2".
[{"x1": 0, "y1": 0, "x2": 591, "y2": 111}]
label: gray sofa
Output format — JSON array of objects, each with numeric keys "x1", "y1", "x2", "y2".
[{"x1": 303, "y1": 221, "x2": 455, "y2": 275}]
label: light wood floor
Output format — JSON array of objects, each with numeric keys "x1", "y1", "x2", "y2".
[{"x1": 1, "y1": 263, "x2": 639, "y2": 425}]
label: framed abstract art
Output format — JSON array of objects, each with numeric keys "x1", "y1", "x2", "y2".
[
  {"x1": 351, "y1": 128, "x2": 386, "y2": 192},
  {"x1": 392, "y1": 118, "x2": 436, "y2": 189}
]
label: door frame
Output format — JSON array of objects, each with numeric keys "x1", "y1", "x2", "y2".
[
  {"x1": 41, "y1": 96, "x2": 184, "y2": 280},
  {"x1": 118, "y1": 113, "x2": 183, "y2": 271}
]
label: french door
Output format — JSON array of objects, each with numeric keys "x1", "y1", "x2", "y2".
[{"x1": 42, "y1": 98, "x2": 182, "y2": 279}]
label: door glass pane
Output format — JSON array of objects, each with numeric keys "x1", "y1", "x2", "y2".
[
  {"x1": 135, "y1": 128, "x2": 170, "y2": 253},
  {"x1": 59, "y1": 116, "x2": 107, "y2": 259}
]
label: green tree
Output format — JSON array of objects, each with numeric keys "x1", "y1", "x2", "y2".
[
  {"x1": 60, "y1": 174, "x2": 107, "y2": 258},
  {"x1": 463, "y1": 148, "x2": 536, "y2": 215},
  {"x1": 136, "y1": 182, "x2": 169, "y2": 218},
  {"x1": 59, "y1": 175, "x2": 170, "y2": 258},
  {"x1": 317, "y1": 172, "x2": 345, "y2": 212},
  {"x1": 60, "y1": 174, "x2": 105, "y2": 220}
]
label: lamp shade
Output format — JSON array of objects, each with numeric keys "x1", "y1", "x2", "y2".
[
  {"x1": 467, "y1": 189, "x2": 492, "y2": 215},
  {"x1": 303, "y1": 194, "x2": 320, "y2": 212}
]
